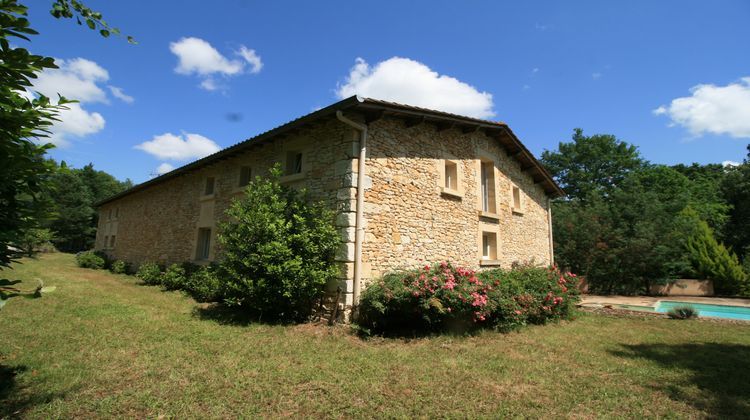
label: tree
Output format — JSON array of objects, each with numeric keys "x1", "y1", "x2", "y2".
[
  {"x1": 0, "y1": 0, "x2": 131, "y2": 267},
  {"x1": 541, "y1": 128, "x2": 645, "y2": 200},
  {"x1": 682, "y1": 207, "x2": 748, "y2": 296},
  {"x1": 219, "y1": 166, "x2": 341, "y2": 322},
  {"x1": 722, "y1": 145, "x2": 750, "y2": 263},
  {"x1": 47, "y1": 165, "x2": 95, "y2": 251}
]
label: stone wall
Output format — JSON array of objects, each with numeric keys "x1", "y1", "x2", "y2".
[
  {"x1": 360, "y1": 117, "x2": 553, "y2": 282},
  {"x1": 96, "y1": 117, "x2": 359, "y2": 303}
]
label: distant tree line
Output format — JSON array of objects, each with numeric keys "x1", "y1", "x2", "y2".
[{"x1": 542, "y1": 129, "x2": 750, "y2": 296}]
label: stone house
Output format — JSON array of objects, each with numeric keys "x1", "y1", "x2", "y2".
[{"x1": 96, "y1": 96, "x2": 564, "y2": 307}]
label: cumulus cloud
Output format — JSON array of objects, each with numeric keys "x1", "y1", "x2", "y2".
[
  {"x1": 169, "y1": 37, "x2": 263, "y2": 90},
  {"x1": 155, "y1": 162, "x2": 176, "y2": 175},
  {"x1": 335, "y1": 57, "x2": 495, "y2": 119},
  {"x1": 27, "y1": 57, "x2": 129, "y2": 145},
  {"x1": 654, "y1": 77, "x2": 750, "y2": 139},
  {"x1": 32, "y1": 57, "x2": 109, "y2": 103},
  {"x1": 108, "y1": 85, "x2": 134, "y2": 103},
  {"x1": 135, "y1": 132, "x2": 221, "y2": 161}
]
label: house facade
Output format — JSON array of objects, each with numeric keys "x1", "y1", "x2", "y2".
[{"x1": 96, "y1": 96, "x2": 563, "y2": 308}]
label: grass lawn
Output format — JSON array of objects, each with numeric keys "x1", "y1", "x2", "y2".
[{"x1": 1, "y1": 254, "x2": 749, "y2": 418}]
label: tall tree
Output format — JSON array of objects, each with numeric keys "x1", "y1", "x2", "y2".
[
  {"x1": 722, "y1": 145, "x2": 750, "y2": 262},
  {"x1": 541, "y1": 128, "x2": 645, "y2": 200}
]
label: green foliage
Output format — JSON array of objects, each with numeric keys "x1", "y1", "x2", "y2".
[
  {"x1": 218, "y1": 165, "x2": 341, "y2": 322},
  {"x1": 136, "y1": 262, "x2": 162, "y2": 286},
  {"x1": 722, "y1": 146, "x2": 750, "y2": 262},
  {"x1": 161, "y1": 264, "x2": 188, "y2": 291},
  {"x1": 75, "y1": 250, "x2": 105, "y2": 269},
  {"x1": 683, "y1": 208, "x2": 748, "y2": 296},
  {"x1": 666, "y1": 305, "x2": 699, "y2": 320},
  {"x1": 357, "y1": 262, "x2": 579, "y2": 335},
  {"x1": 49, "y1": 0, "x2": 135, "y2": 43},
  {"x1": 18, "y1": 228, "x2": 54, "y2": 256},
  {"x1": 541, "y1": 128, "x2": 645, "y2": 200},
  {"x1": 110, "y1": 260, "x2": 128, "y2": 274},
  {"x1": 183, "y1": 263, "x2": 223, "y2": 302}
]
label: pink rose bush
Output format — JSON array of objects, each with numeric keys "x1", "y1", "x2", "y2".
[{"x1": 357, "y1": 261, "x2": 580, "y2": 335}]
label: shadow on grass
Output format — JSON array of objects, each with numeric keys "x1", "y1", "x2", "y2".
[
  {"x1": 610, "y1": 342, "x2": 750, "y2": 417},
  {"x1": 192, "y1": 303, "x2": 286, "y2": 326},
  {"x1": 0, "y1": 363, "x2": 69, "y2": 417}
]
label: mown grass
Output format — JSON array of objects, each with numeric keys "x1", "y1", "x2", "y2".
[{"x1": 1, "y1": 253, "x2": 749, "y2": 418}]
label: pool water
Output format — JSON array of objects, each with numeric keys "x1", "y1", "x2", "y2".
[{"x1": 655, "y1": 301, "x2": 750, "y2": 321}]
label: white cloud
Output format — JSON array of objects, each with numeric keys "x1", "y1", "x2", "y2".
[
  {"x1": 155, "y1": 162, "x2": 176, "y2": 175},
  {"x1": 32, "y1": 57, "x2": 109, "y2": 103},
  {"x1": 336, "y1": 57, "x2": 494, "y2": 119},
  {"x1": 46, "y1": 103, "x2": 106, "y2": 146},
  {"x1": 592, "y1": 72, "x2": 602, "y2": 80},
  {"x1": 108, "y1": 85, "x2": 134, "y2": 103},
  {"x1": 532, "y1": 67, "x2": 539, "y2": 74},
  {"x1": 654, "y1": 77, "x2": 750, "y2": 139},
  {"x1": 169, "y1": 37, "x2": 263, "y2": 90},
  {"x1": 237, "y1": 46, "x2": 263, "y2": 74},
  {"x1": 135, "y1": 132, "x2": 221, "y2": 161},
  {"x1": 722, "y1": 160, "x2": 741, "y2": 167}
]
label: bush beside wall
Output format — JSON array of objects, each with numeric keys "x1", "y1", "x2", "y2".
[{"x1": 358, "y1": 262, "x2": 579, "y2": 335}]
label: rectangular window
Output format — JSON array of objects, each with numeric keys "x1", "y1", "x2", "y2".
[
  {"x1": 239, "y1": 166, "x2": 252, "y2": 187},
  {"x1": 109, "y1": 235, "x2": 116, "y2": 249},
  {"x1": 196, "y1": 228, "x2": 211, "y2": 260},
  {"x1": 444, "y1": 161, "x2": 458, "y2": 190},
  {"x1": 104, "y1": 235, "x2": 109, "y2": 249},
  {"x1": 482, "y1": 232, "x2": 497, "y2": 260},
  {"x1": 204, "y1": 177, "x2": 215, "y2": 196},
  {"x1": 480, "y1": 161, "x2": 496, "y2": 213},
  {"x1": 286, "y1": 151, "x2": 303, "y2": 175},
  {"x1": 115, "y1": 208, "x2": 119, "y2": 219},
  {"x1": 108, "y1": 209, "x2": 113, "y2": 220},
  {"x1": 512, "y1": 186, "x2": 522, "y2": 211}
]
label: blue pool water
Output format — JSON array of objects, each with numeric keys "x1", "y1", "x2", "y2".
[{"x1": 655, "y1": 301, "x2": 750, "y2": 321}]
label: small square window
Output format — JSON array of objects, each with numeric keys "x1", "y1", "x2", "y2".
[
  {"x1": 512, "y1": 186, "x2": 522, "y2": 211},
  {"x1": 444, "y1": 161, "x2": 458, "y2": 190},
  {"x1": 196, "y1": 228, "x2": 211, "y2": 261},
  {"x1": 204, "y1": 177, "x2": 215, "y2": 196},
  {"x1": 239, "y1": 166, "x2": 252, "y2": 187},
  {"x1": 482, "y1": 232, "x2": 497, "y2": 260},
  {"x1": 110, "y1": 235, "x2": 116, "y2": 249},
  {"x1": 285, "y1": 151, "x2": 303, "y2": 175}
]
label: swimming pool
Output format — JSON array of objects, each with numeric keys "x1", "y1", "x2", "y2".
[
  {"x1": 655, "y1": 301, "x2": 750, "y2": 321},
  {"x1": 614, "y1": 301, "x2": 750, "y2": 321}
]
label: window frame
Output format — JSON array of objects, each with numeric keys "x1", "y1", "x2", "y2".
[{"x1": 195, "y1": 228, "x2": 212, "y2": 261}]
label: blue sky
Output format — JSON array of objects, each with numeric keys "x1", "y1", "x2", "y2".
[{"x1": 24, "y1": 0, "x2": 750, "y2": 183}]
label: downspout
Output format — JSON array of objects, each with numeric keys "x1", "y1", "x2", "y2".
[
  {"x1": 547, "y1": 197, "x2": 555, "y2": 266},
  {"x1": 335, "y1": 111, "x2": 367, "y2": 305}
]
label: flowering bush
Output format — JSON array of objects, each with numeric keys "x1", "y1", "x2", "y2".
[{"x1": 357, "y1": 262, "x2": 579, "y2": 335}]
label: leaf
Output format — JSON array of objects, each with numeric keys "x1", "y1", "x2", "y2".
[
  {"x1": 99, "y1": 29, "x2": 109, "y2": 38},
  {"x1": 86, "y1": 18, "x2": 95, "y2": 30}
]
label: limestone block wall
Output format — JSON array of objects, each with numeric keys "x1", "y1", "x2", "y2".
[
  {"x1": 360, "y1": 117, "x2": 553, "y2": 281},
  {"x1": 95, "y1": 118, "x2": 360, "y2": 304}
]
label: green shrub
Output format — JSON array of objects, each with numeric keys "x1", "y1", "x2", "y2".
[
  {"x1": 667, "y1": 305, "x2": 699, "y2": 319},
  {"x1": 161, "y1": 263, "x2": 188, "y2": 291},
  {"x1": 76, "y1": 250, "x2": 106, "y2": 269},
  {"x1": 136, "y1": 262, "x2": 163, "y2": 285},
  {"x1": 110, "y1": 260, "x2": 128, "y2": 274},
  {"x1": 357, "y1": 262, "x2": 579, "y2": 335},
  {"x1": 184, "y1": 264, "x2": 223, "y2": 302},
  {"x1": 218, "y1": 165, "x2": 341, "y2": 322}
]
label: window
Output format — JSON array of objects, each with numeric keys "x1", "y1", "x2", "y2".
[
  {"x1": 115, "y1": 208, "x2": 119, "y2": 219},
  {"x1": 104, "y1": 235, "x2": 109, "y2": 249},
  {"x1": 482, "y1": 232, "x2": 497, "y2": 260},
  {"x1": 480, "y1": 161, "x2": 496, "y2": 213},
  {"x1": 239, "y1": 166, "x2": 252, "y2": 187},
  {"x1": 512, "y1": 186, "x2": 522, "y2": 212},
  {"x1": 109, "y1": 235, "x2": 116, "y2": 249},
  {"x1": 285, "y1": 151, "x2": 303, "y2": 175},
  {"x1": 444, "y1": 161, "x2": 458, "y2": 190},
  {"x1": 204, "y1": 177, "x2": 215, "y2": 196},
  {"x1": 196, "y1": 228, "x2": 211, "y2": 260},
  {"x1": 108, "y1": 209, "x2": 113, "y2": 220}
]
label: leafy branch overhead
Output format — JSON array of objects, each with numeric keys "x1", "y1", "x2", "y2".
[{"x1": 50, "y1": 0, "x2": 136, "y2": 43}]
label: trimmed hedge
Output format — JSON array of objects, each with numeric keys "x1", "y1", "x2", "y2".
[{"x1": 357, "y1": 262, "x2": 579, "y2": 335}]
